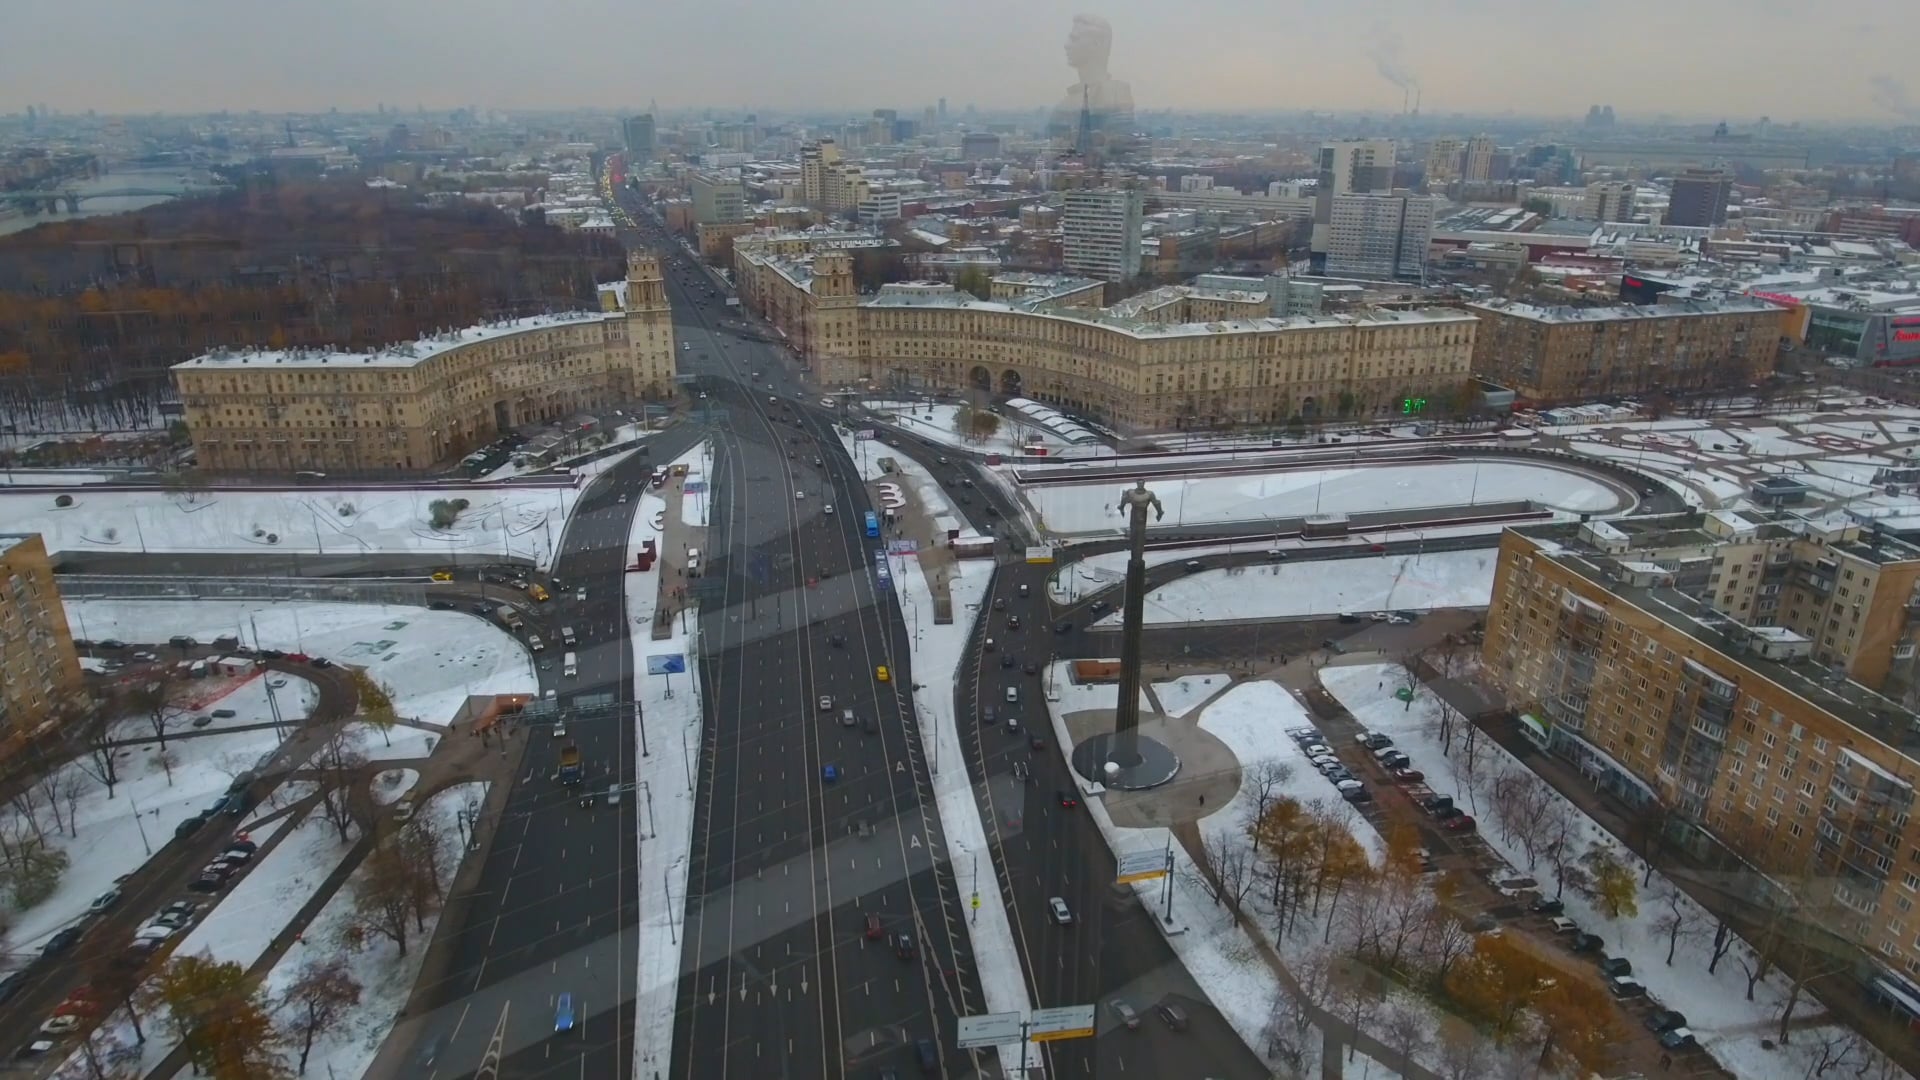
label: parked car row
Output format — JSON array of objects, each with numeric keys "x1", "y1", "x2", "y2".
[{"x1": 1285, "y1": 726, "x2": 1373, "y2": 803}]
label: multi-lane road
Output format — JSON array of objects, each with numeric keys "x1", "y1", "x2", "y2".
[{"x1": 652, "y1": 231, "x2": 986, "y2": 1079}]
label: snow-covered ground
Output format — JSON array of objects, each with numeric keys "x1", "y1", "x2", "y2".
[
  {"x1": 1025, "y1": 460, "x2": 1622, "y2": 536},
  {"x1": 1094, "y1": 549, "x2": 1500, "y2": 624},
  {"x1": 1545, "y1": 408, "x2": 1920, "y2": 520},
  {"x1": 0, "y1": 697, "x2": 305, "y2": 965},
  {"x1": 840, "y1": 427, "x2": 1034, "y2": 1077},
  {"x1": 1320, "y1": 662, "x2": 1850, "y2": 1080},
  {"x1": 627, "y1": 476, "x2": 708, "y2": 1080},
  {"x1": 371, "y1": 768, "x2": 421, "y2": 805},
  {"x1": 1151, "y1": 673, "x2": 1230, "y2": 718},
  {"x1": 0, "y1": 483, "x2": 581, "y2": 567},
  {"x1": 331, "y1": 721, "x2": 443, "y2": 763},
  {"x1": 169, "y1": 805, "x2": 355, "y2": 971},
  {"x1": 1047, "y1": 519, "x2": 1515, "y2": 603},
  {"x1": 257, "y1": 782, "x2": 488, "y2": 1080},
  {"x1": 65, "y1": 600, "x2": 535, "y2": 726},
  {"x1": 860, "y1": 399, "x2": 1084, "y2": 458}
]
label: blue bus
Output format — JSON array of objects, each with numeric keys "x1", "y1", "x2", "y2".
[{"x1": 863, "y1": 510, "x2": 880, "y2": 537}]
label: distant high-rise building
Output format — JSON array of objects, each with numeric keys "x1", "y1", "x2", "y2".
[
  {"x1": 1063, "y1": 188, "x2": 1144, "y2": 281},
  {"x1": 1668, "y1": 168, "x2": 1732, "y2": 227},
  {"x1": 1584, "y1": 104, "x2": 1617, "y2": 127},
  {"x1": 1425, "y1": 137, "x2": 1464, "y2": 186},
  {"x1": 938, "y1": 98, "x2": 948, "y2": 121},
  {"x1": 801, "y1": 138, "x2": 840, "y2": 204},
  {"x1": 1179, "y1": 174, "x2": 1215, "y2": 193},
  {"x1": 1310, "y1": 139, "x2": 1397, "y2": 269},
  {"x1": 960, "y1": 132, "x2": 1001, "y2": 160},
  {"x1": 1463, "y1": 134, "x2": 1498, "y2": 182},
  {"x1": 690, "y1": 171, "x2": 746, "y2": 224},
  {"x1": 1325, "y1": 191, "x2": 1433, "y2": 282},
  {"x1": 623, "y1": 114, "x2": 656, "y2": 161},
  {"x1": 0, "y1": 533, "x2": 83, "y2": 759},
  {"x1": 1583, "y1": 180, "x2": 1637, "y2": 223}
]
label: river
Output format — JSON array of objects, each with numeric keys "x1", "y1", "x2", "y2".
[{"x1": 0, "y1": 166, "x2": 210, "y2": 237}]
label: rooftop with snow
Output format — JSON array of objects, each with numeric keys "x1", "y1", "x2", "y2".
[{"x1": 173, "y1": 311, "x2": 615, "y2": 370}]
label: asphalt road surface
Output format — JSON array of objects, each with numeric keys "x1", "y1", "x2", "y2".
[
  {"x1": 633, "y1": 226, "x2": 988, "y2": 1080},
  {"x1": 401, "y1": 429, "x2": 700, "y2": 1080}
]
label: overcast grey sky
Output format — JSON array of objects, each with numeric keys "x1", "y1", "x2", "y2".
[{"x1": 6, "y1": 0, "x2": 1917, "y2": 123}]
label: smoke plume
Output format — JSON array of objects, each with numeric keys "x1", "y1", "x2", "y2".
[
  {"x1": 1368, "y1": 23, "x2": 1421, "y2": 102},
  {"x1": 1870, "y1": 75, "x2": 1920, "y2": 121}
]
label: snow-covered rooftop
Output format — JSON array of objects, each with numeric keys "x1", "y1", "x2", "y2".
[
  {"x1": 174, "y1": 312, "x2": 613, "y2": 371},
  {"x1": 1469, "y1": 296, "x2": 1780, "y2": 324}
]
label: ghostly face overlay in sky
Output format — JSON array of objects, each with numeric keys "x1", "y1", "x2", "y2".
[{"x1": 1066, "y1": 14, "x2": 1113, "y2": 80}]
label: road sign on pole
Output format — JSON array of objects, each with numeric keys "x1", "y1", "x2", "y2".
[
  {"x1": 955, "y1": 1012, "x2": 1024, "y2": 1051},
  {"x1": 1029, "y1": 1004, "x2": 1097, "y2": 1042},
  {"x1": 1116, "y1": 848, "x2": 1170, "y2": 884}
]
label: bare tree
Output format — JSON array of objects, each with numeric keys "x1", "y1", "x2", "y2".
[
  {"x1": 1649, "y1": 888, "x2": 1700, "y2": 966},
  {"x1": 72, "y1": 706, "x2": 124, "y2": 799},
  {"x1": 1433, "y1": 1015, "x2": 1492, "y2": 1080},
  {"x1": 1538, "y1": 800, "x2": 1581, "y2": 901},
  {"x1": 1248, "y1": 760, "x2": 1294, "y2": 825},
  {"x1": 126, "y1": 670, "x2": 188, "y2": 753},
  {"x1": 1379, "y1": 998, "x2": 1430, "y2": 1075},
  {"x1": 1199, "y1": 828, "x2": 1258, "y2": 919},
  {"x1": 53, "y1": 768, "x2": 88, "y2": 839},
  {"x1": 274, "y1": 956, "x2": 363, "y2": 1074},
  {"x1": 1261, "y1": 948, "x2": 1328, "y2": 1069},
  {"x1": 1324, "y1": 960, "x2": 1384, "y2": 1064},
  {"x1": 310, "y1": 728, "x2": 367, "y2": 843},
  {"x1": 1705, "y1": 915, "x2": 1738, "y2": 975}
]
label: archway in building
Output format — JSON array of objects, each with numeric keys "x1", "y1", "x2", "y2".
[
  {"x1": 1000, "y1": 369, "x2": 1024, "y2": 398},
  {"x1": 1299, "y1": 396, "x2": 1319, "y2": 419},
  {"x1": 969, "y1": 366, "x2": 993, "y2": 393}
]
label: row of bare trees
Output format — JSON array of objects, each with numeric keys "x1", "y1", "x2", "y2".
[{"x1": 66, "y1": 803, "x2": 455, "y2": 1078}]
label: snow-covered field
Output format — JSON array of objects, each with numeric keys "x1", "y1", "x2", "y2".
[
  {"x1": 1152, "y1": 673, "x2": 1230, "y2": 718},
  {"x1": 861, "y1": 399, "x2": 1087, "y2": 458},
  {"x1": 1320, "y1": 662, "x2": 1852, "y2": 1080},
  {"x1": 169, "y1": 805, "x2": 355, "y2": 971},
  {"x1": 258, "y1": 782, "x2": 488, "y2": 1080},
  {"x1": 1095, "y1": 549, "x2": 1500, "y2": 624},
  {"x1": 1026, "y1": 460, "x2": 1622, "y2": 536},
  {"x1": 1547, "y1": 407, "x2": 1920, "y2": 520},
  {"x1": 0, "y1": 483, "x2": 581, "y2": 567},
  {"x1": 0, "y1": 694, "x2": 305, "y2": 965},
  {"x1": 65, "y1": 600, "x2": 535, "y2": 725}
]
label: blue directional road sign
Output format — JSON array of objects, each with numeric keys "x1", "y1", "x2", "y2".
[{"x1": 646, "y1": 654, "x2": 687, "y2": 675}]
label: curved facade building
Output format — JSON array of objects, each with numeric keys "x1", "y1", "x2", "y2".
[
  {"x1": 175, "y1": 253, "x2": 677, "y2": 473},
  {"x1": 734, "y1": 233, "x2": 1477, "y2": 431}
]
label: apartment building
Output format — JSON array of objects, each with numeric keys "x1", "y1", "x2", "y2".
[
  {"x1": 1584, "y1": 180, "x2": 1637, "y2": 223},
  {"x1": 689, "y1": 171, "x2": 746, "y2": 224},
  {"x1": 730, "y1": 229, "x2": 1476, "y2": 431},
  {"x1": 1669, "y1": 168, "x2": 1733, "y2": 228},
  {"x1": 1464, "y1": 134, "x2": 1498, "y2": 183},
  {"x1": 1483, "y1": 520, "x2": 1920, "y2": 969},
  {"x1": 1325, "y1": 192, "x2": 1434, "y2": 282},
  {"x1": 1311, "y1": 139, "x2": 1396, "y2": 267},
  {"x1": 175, "y1": 253, "x2": 676, "y2": 473},
  {"x1": 0, "y1": 533, "x2": 83, "y2": 759},
  {"x1": 1466, "y1": 297, "x2": 1784, "y2": 405},
  {"x1": 799, "y1": 138, "x2": 869, "y2": 213},
  {"x1": 1063, "y1": 188, "x2": 1143, "y2": 282},
  {"x1": 1425, "y1": 137, "x2": 1464, "y2": 186}
]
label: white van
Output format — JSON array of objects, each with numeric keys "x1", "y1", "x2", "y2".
[
  {"x1": 1005, "y1": 686, "x2": 1019, "y2": 704},
  {"x1": 563, "y1": 652, "x2": 578, "y2": 678},
  {"x1": 686, "y1": 547, "x2": 701, "y2": 574},
  {"x1": 562, "y1": 626, "x2": 578, "y2": 646}
]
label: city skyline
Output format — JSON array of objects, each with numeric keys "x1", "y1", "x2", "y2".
[{"x1": 6, "y1": 0, "x2": 1919, "y2": 124}]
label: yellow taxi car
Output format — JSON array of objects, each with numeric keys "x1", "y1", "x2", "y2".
[
  {"x1": 875, "y1": 665, "x2": 890, "y2": 683},
  {"x1": 527, "y1": 583, "x2": 550, "y2": 602},
  {"x1": 430, "y1": 571, "x2": 453, "y2": 582}
]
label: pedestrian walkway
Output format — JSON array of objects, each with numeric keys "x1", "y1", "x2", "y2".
[
  {"x1": 652, "y1": 464, "x2": 707, "y2": 641},
  {"x1": 867, "y1": 459, "x2": 956, "y2": 620}
]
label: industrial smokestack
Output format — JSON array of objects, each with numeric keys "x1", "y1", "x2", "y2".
[
  {"x1": 1403, "y1": 86, "x2": 1409, "y2": 115},
  {"x1": 1414, "y1": 87, "x2": 1422, "y2": 115}
]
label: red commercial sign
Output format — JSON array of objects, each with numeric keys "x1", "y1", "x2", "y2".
[
  {"x1": 1896, "y1": 330, "x2": 1920, "y2": 344},
  {"x1": 1747, "y1": 290, "x2": 1803, "y2": 308}
]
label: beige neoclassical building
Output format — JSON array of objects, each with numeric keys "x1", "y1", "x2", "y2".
[
  {"x1": 175, "y1": 253, "x2": 677, "y2": 473},
  {"x1": 733, "y1": 231, "x2": 1477, "y2": 430}
]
